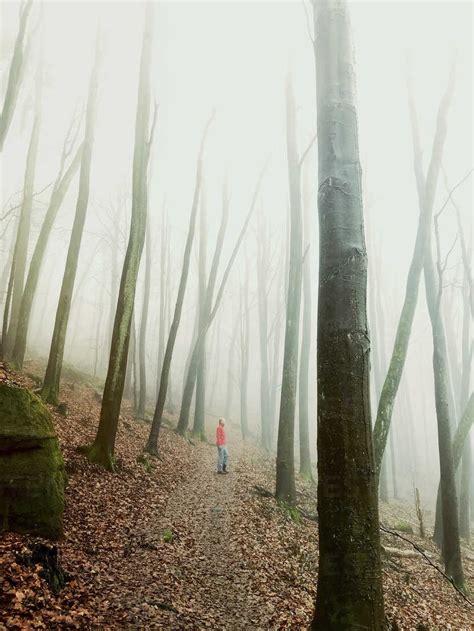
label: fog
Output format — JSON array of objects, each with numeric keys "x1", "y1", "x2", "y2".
[{"x1": 1, "y1": 0, "x2": 472, "y2": 513}]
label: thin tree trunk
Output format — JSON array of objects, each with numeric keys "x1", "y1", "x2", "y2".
[
  {"x1": 240, "y1": 265, "x2": 250, "y2": 440},
  {"x1": 409, "y1": 86, "x2": 464, "y2": 589},
  {"x1": 144, "y1": 114, "x2": 214, "y2": 454},
  {"x1": 179, "y1": 186, "x2": 229, "y2": 436},
  {"x1": 224, "y1": 312, "x2": 239, "y2": 421},
  {"x1": 86, "y1": 11, "x2": 155, "y2": 469},
  {"x1": 311, "y1": 2, "x2": 384, "y2": 627},
  {"x1": 192, "y1": 190, "x2": 208, "y2": 439},
  {"x1": 177, "y1": 163, "x2": 267, "y2": 436},
  {"x1": 156, "y1": 209, "x2": 168, "y2": 398},
  {"x1": 256, "y1": 209, "x2": 271, "y2": 450},
  {"x1": 276, "y1": 73, "x2": 303, "y2": 505},
  {"x1": 11, "y1": 140, "x2": 83, "y2": 369},
  {"x1": 0, "y1": 0, "x2": 33, "y2": 151},
  {"x1": 372, "y1": 68, "x2": 455, "y2": 475},
  {"x1": 298, "y1": 165, "x2": 313, "y2": 480},
  {"x1": 3, "y1": 73, "x2": 42, "y2": 358},
  {"x1": 137, "y1": 215, "x2": 152, "y2": 418},
  {"x1": 40, "y1": 49, "x2": 100, "y2": 404}
]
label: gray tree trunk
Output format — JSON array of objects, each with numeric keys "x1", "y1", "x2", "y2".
[
  {"x1": 144, "y1": 115, "x2": 214, "y2": 454},
  {"x1": 11, "y1": 140, "x2": 83, "y2": 369},
  {"x1": 275, "y1": 73, "x2": 303, "y2": 505},
  {"x1": 137, "y1": 215, "x2": 152, "y2": 418},
  {"x1": 298, "y1": 165, "x2": 313, "y2": 479},
  {"x1": 41, "y1": 48, "x2": 100, "y2": 405},
  {"x1": 0, "y1": 0, "x2": 33, "y2": 151},
  {"x1": 311, "y1": 2, "x2": 385, "y2": 628},
  {"x1": 86, "y1": 11, "x2": 155, "y2": 469},
  {"x1": 3, "y1": 74, "x2": 42, "y2": 359},
  {"x1": 372, "y1": 69, "x2": 455, "y2": 475},
  {"x1": 239, "y1": 265, "x2": 250, "y2": 440}
]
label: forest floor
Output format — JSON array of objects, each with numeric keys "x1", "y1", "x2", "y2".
[{"x1": 1, "y1": 361, "x2": 474, "y2": 630}]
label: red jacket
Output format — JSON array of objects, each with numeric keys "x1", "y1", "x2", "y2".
[{"x1": 216, "y1": 425, "x2": 226, "y2": 447}]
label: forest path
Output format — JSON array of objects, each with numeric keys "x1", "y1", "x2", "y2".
[{"x1": 120, "y1": 427, "x2": 261, "y2": 630}]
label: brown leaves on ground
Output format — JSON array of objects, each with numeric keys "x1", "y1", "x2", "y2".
[{"x1": 1, "y1": 360, "x2": 473, "y2": 629}]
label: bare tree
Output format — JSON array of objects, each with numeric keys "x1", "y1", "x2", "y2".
[
  {"x1": 176, "y1": 163, "x2": 268, "y2": 436},
  {"x1": 41, "y1": 42, "x2": 100, "y2": 404},
  {"x1": 372, "y1": 66, "x2": 455, "y2": 475},
  {"x1": 144, "y1": 115, "x2": 214, "y2": 455},
  {"x1": 137, "y1": 214, "x2": 152, "y2": 418},
  {"x1": 2, "y1": 68, "x2": 42, "y2": 359},
  {"x1": 239, "y1": 262, "x2": 250, "y2": 440},
  {"x1": 311, "y1": 1, "x2": 384, "y2": 627},
  {"x1": 0, "y1": 0, "x2": 33, "y2": 151},
  {"x1": 84, "y1": 9, "x2": 156, "y2": 469},
  {"x1": 11, "y1": 131, "x2": 83, "y2": 369}
]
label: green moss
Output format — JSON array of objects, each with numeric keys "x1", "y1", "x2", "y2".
[
  {"x1": 0, "y1": 383, "x2": 65, "y2": 540},
  {"x1": 395, "y1": 520, "x2": 414, "y2": 534},
  {"x1": 162, "y1": 528, "x2": 174, "y2": 543}
]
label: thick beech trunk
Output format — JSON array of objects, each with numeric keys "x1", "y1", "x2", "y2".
[{"x1": 311, "y1": 2, "x2": 384, "y2": 628}]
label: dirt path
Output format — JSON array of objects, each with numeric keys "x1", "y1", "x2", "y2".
[{"x1": 118, "y1": 430, "x2": 261, "y2": 630}]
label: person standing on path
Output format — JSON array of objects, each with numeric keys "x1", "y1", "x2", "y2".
[{"x1": 216, "y1": 418, "x2": 229, "y2": 474}]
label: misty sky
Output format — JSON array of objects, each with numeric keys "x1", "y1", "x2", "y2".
[{"x1": 1, "y1": 0, "x2": 472, "y2": 502}]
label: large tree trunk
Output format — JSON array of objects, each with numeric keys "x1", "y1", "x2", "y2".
[
  {"x1": 41, "y1": 48, "x2": 100, "y2": 405},
  {"x1": 0, "y1": 0, "x2": 33, "y2": 151},
  {"x1": 144, "y1": 116, "x2": 214, "y2": 454},
  {"x1": 2, "y1": 74, "x2": 42, "y2": 359},
  {"x1": 137, "y1": 215, "x2": 152, "y2": 418},
  {"x1": 276, "y1": 72, "x2": 304, "y2": 505},
  {"x1": 298, "y1": 165, "x2": 313, "y2": 480},
  {"x1": 86, "y1": 10, "x2": 155, "y2": 469},
  {"x1": 311, "y1": 2, "x2": 384, "y2": 628},
  {"x1": 372, "y1": 70, "x2": 455, "y2": 475},
  {"x1": 11, "y1": 141, "x2": 83, "y2": 369}
]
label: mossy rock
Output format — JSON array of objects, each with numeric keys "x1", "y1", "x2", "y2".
[{"x1": 0, "y1": 383, "x2": 65, "y2": 540}]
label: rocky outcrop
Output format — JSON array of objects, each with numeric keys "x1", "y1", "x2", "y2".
[{"x1": 0, "y1": 383, "x2": 64, "y2": 539}]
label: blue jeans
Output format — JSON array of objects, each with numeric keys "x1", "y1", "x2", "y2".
[{"x1": 217, "y1": 446, "x2": 228, "y2": 472}]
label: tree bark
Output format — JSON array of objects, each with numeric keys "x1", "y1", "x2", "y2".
[
  {"x1": 224, "y1": 311, "x2": 239, "y2": 421},
  {"x1": 144, "y1": 115, "x2": 214, "y2": 454},
  {"x1": 311, "y1": 2, "x2": 385, "y2": 628},
  {"x1": 86, "y1": 11, "x2": 155, "y2": 469}
]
